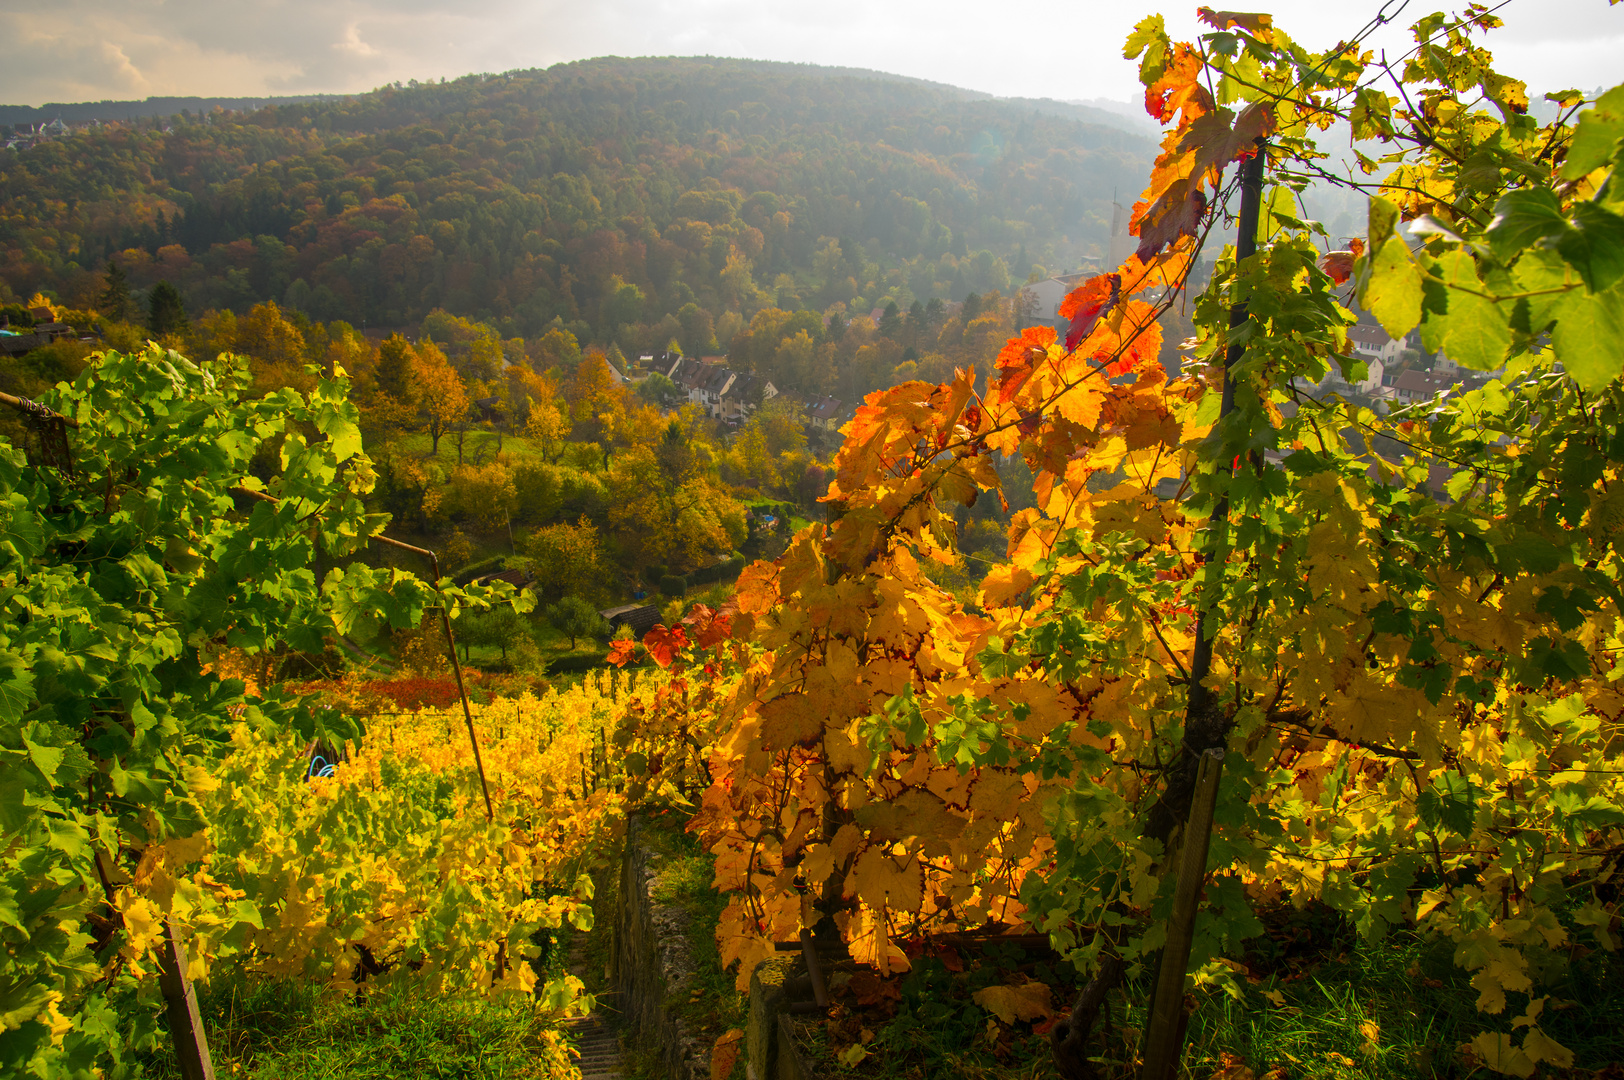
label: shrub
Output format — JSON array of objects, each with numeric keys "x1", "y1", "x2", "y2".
[{"x1": 659, "y1": 574, "x2": 688, "y2": 597}]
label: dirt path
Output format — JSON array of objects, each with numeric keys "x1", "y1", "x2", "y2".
[{"x1": 563, "y1": 934, "x2": 625, "y2": 1080}]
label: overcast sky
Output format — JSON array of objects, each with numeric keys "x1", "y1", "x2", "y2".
[{"x1": 2, "y1": 0, "x2": 1619, "y2": 108}]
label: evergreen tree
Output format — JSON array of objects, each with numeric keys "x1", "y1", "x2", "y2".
[
  {"x1": 878, "y1": 301, "x2": 902, "y2": 339},
  {"x1": 147, "y1": 281, "x2": 188, "y2": 335},
  {"x1": 99, "y1": 260, "x2": 130, "y2": 321}
]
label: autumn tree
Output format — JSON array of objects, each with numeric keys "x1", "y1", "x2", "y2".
[
  {"x1": 606, "y1": 444, "x2": 744, "y2": 572},
  {"x1": 564, "y1": 350, "x2": 627, "y2": 451},
  {"x1": 531, "y1": 325, "x2": 582, "y2": 371},
  {"x1": 525, "y1": 517, "x2": 607, "y2": 604},
  {"x1": 374, "y1": 334, "x2": 417, "y2": 400},
  {"x1": 410, "y1": 340, "x2": 469, "y2": 456},
  {"x1": 236, "y1": 301, "x2": 313, "y2": 396}
]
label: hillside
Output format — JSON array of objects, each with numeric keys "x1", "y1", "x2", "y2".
[{"x1": 0, "y1": 56, "x2": 1153, "y2": 350}]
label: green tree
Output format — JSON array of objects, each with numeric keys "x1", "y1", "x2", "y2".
[
  {"x1": 637, "y1": 371, "x2": 683, "y2": 408},
  {"x1": 99, "y1": 259, "x2": 130, "y2": 321},
  {"x1": 545, "y1": 595, "x2": 608, "y2": 650},
  {"x1": 147, "y1": 280, "x2": 188, "y2": 335},
  {"x1": 460, "y1": 605, "x2": 529, "y2": 662}
]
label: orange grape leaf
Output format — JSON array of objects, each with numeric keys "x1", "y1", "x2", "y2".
[
  {"x1": 1144, "y1": 43, "x2": 1211, "y2": 123},
  {"x1": 757, "y1": 692, "x2": 827, "y2": 750},
  {"x1": 1134, "y1": 177, "x2": 1209, "y2": 263},
  {"x1": 994, "y1": 326, "x2": 1056, "y2": 402},
  {"x1": 1117, "y1": 243, "x2": 1195, "y2": 295},
  {"x1": 734, "y1": 560, "x2": 780, "y2": 615},
  {"x1": 1060, "y1": 274, "x2": 1121, "y2": 350},
  {"x1": 1196, "y1": 8, "x2": 1274, "y2": 38},
  {"x1": 846, "y1": 846, "x2": 925, "y2": 914},
  {"x1": 1320, "y1": 250, "x2": 1357, "y2": 284},
  {"x1": 973, "y1": 981, "x2": 1053, "y2": 1025},
  {"x1": 1179, "y1": 101, "x2": 1275, "y2": 177},
  {"x1": 682, "y1": 603, "x2": 734, "y2": 648},
  {"x1": 606, "y1": 639, "x2": 639, "y2": 667},
  {"x1": 711, "y1": 1029, "x2": 745, "y2": 1080},
  {"x1": 643, "y1": 624, "x2": 689, "y2": 668}
]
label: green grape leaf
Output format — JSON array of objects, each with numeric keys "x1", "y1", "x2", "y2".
[
  {"x1": 1559, "y1": 82, "x2": 1624, "y2": 180},
  {"x1": 0, "y1": 654, "x2": 34, "y2": 724},
  {"x1": 1421, "y1": 249, "x2": 1510, "y2": 370},
  {"x1": 1488, "y1": 189, "x2": 1569, "y2": 262},
  {"x1": 1550, "y1": 282, "x2": 1624, "y2": 391},
  {"x1": 1556, "y1": 202, "x2": 1624, "y2": 293},
  {"x1": 1417, "y1": 773, "x2": 1478, "y2": 837},
  {"x1": 313, "y1": 394, "x2": 363, "y2": 464}
]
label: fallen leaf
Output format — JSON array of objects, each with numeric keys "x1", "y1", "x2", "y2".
[
  {"x1": 1210, "y1": 1052, "x2": 1256, "y2": 1080},
  {"x1": 711, "y1": 1029, "x2": 744, "y2": 1080},
  {"x1": 973, "y1": 981, "x2": 1053, "y2": 1025}
]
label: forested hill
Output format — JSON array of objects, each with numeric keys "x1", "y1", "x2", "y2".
[{"x1": 0, "y1": 56, "x2": 1153, "y2": 346}]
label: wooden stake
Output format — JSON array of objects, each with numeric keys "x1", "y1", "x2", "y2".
[
  {"x1": 157, "y1": 915, "x2": 215, "y2": 1080},
  {"x1": 1140, "y1": 749, "x2": 1225, "y2": 1080}
]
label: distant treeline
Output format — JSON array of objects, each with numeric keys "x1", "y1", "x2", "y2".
[{"x1": 0, "y1": 95, "x2": 349, "y2": 128}]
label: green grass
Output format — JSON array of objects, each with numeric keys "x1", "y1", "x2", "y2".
[
  {"x1": 1173, "y1": 920, "x2": 1624, "y2": 1080},
  {"x1": 139, "y1": 973, "x2": 580, "y2": 1079}
]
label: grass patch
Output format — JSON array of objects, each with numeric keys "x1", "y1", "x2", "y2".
[
  {"x1": 139, "y1": 973, "x2": 579, "y2": 1079},
  {"x1": 623, "y1": 809, "x2": 748, "y2": 1080}
]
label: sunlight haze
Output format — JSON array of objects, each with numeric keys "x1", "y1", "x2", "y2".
[{"x1": 2, "y1": 0, "x2": 1620, "y2": 108}]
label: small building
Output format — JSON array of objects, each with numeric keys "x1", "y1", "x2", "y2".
[
  {"x1": 599, "y1": 603, "x2": 663, "y2": 638},
  {"x1": 1385, "y1": 368, "x2": 1457, "y2": 402},
  {"x1": 719, "y1": 373, "x2": 777, "y2": 423},
  {"x1": 1015, "y1": 271, "x2": 1097, "y2": 330},
  {"x1": 805, "y1": 396, "x2": 846, "y2": 432},
  {"x1": 1348, "y1": 324, "x2": 1407, "y2": 366}
]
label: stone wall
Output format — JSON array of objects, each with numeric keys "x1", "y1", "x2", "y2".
[{"x1": 612, "y1": 815, "x2": 713, "y2": 1080}]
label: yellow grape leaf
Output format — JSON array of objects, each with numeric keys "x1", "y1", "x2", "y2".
[
  {"x1": 846, "y1": 846, "x2": 924, "y2": 914},
  {"x1": 1520, "y1": 1027, "x2": 1574, "y2": 1070},
  {"x1": 711, "y1": 1029, "x2": 744, "y2": 1080},
  {"x1": 1363, "y1": 235, "x2": 1424, "y2": 338},
  {"x1": 1466, "y1": 1032, "x2": 1535, "y2": 1078},
  {"x1": 972, "y1": 981, "x2": 1052, "y2": 1025},
  {"x1": 1471, "y1": 956, "x2": 1531, "y2": 1014},
  {"x1": 756, "y1": 693, "x2": 826, "y2": 751}
]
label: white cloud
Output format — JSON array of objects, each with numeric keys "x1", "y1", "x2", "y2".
[{"x1": 0, "y1": 0, "x2": 1619, "y2": 106}]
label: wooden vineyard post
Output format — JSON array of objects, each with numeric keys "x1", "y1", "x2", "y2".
[
  {"x1": 1134, "y1": 139, "x2": 1265, "y2": 1080},
  {"x1": 1139, "y1": 749, "x2": 1224, "y2": 1080},
  {"x1": 157, "y1": 915, "x2": 216, "y2": 1080}
]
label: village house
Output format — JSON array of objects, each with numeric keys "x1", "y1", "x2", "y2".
[
  {"x1": 1015, "y1": 271, "x2": 1095, "y2": 330},
  {"x1": 668, "y1": 357, "x2": 776, "y2": 422},
  {"x1": 804, "y1": 395, "x2": 847, "y2": 432}
]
